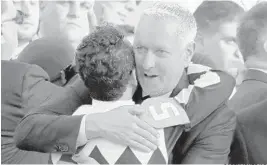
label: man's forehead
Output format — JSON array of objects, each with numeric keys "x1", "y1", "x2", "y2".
[
  {"x1": 136, "y1": 15, "x2": 179, "y2": 35},
  {"x1": 207, "y1": 20, "x2": 238, "y2": 37}
]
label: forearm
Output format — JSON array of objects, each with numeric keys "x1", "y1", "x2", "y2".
[{"x1": 14, "y1": 113, "x2": 83, "y2": 154}]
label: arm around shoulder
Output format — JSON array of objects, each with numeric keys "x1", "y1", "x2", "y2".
[{"x1": 14, "y1": 65, "x2": 86, "y2": 154}]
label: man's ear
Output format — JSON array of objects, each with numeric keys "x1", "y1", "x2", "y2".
[{"x1": 184, "y1": 41, "x2": 195, "y2": 65}]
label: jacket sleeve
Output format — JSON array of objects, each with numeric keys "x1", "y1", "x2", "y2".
[
  {"x1": 14, "y1": 66, "x2": 88, "y2": 154},
  {"x1": 181, "y1": 105, "x2": 237, "y2": 164}
]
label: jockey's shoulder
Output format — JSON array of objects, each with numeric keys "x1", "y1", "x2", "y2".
[
  {"x1": 186, "y1": 69, "x2": 236, "y2": 128},
  {"x1": 189, "y1": 69, "x2": 235, "y2": 103},
  {"x1": 208, "y1": 69, "x2": 236, "y2": 98}
]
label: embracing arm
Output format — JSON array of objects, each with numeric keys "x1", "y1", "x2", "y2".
[
  {"x1": 14, "y1": 74, "x2": 159, "y2": 154},
  {"x1": 182, "y1": 105, "x2": 236, "y2": 164},
  {"x1": 14, "y1": 74, "x2": 90, "y2": 154}
]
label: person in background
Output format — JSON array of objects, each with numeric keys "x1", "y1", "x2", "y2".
[
  {"x1": 94, "y1": 0, "x2": 137, "y2": 26},
  {"x1": 1, "y1": 2, "x2": 52, "y2": 164},
  {"x1": 17, "y1": 37, "x2": 77, "y2": 87},
  {"x1": 229, "y1": 2, "x2": 267, "y2": 110},
  {"x1": 11, "y1": 0, "x2": 40, "y2": 59},
  {"x1": 94, "y1": 0, "x2": 137, "y2": 43},
  {"x1": 229, "y1": 2, "x2": 267, "y2": 163},
  {"x1": 1, "y1": 0, "x2": 18, "y2": 60},
  {"x1": 193, "y1": 1, "x2": 245, "y2": 80},
  {"x1": 38, "y1": 0, "x2": 96, "y2": 49}
]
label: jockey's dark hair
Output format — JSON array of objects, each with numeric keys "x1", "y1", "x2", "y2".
[{"x1": 76, "y1": 23, "x2": 135, "y2": 101}]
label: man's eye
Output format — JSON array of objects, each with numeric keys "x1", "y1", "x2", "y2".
[
  {"x1": 135, "y1": 46, "x2": 146, "y2": 51},
  {"x1": 155, "y1": 49, "x2": 169, "y2": 56},
  {"x1": 156, "y1": 50, "x2": 166, "y2": 53}
]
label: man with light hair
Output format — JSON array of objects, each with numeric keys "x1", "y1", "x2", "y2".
[
  {"x1": 15, "y1": 2, "x2": 236, "y2": 164},
  {"x1": 133, "y1": 3, "x2": 235, "y2": 163}
]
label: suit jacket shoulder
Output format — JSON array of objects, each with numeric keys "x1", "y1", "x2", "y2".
[
  {"x1": 230, "y1": 99, "x2": 267, "y2": 164},
  {"x1": 229, "y1": 69, "x2": 267, "y2": 111},
  {"x1": 169, "y1": 70, "x2": 236, "y2": 163},
  {"x1": 1, "y1": 60, "x2": 51, "y2": 164},
  {"x1": 1, "y1": 60, "x2": 51, "y2": 133}
]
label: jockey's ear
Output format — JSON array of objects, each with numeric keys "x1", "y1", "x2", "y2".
[{"x1": 184, "y1": 41, "x2": 195, "y2": 67}]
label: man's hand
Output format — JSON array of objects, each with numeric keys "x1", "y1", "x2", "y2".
[{"x1": 85, "y1": 105, "x2": 159, "y2": 152}]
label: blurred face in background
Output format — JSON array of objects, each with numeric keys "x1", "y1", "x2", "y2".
[
  {"x1": 1, "y1": 1, "x2": 18, "y2": 59},
  {"x1": 94, "y1": 0, "x2": 137, "y2": 25},
  {"x1": 13, "y1": 0, "x2": 39, "y2": 42},
  {"x1": 198, "y1": 21, "x2": 244, "y2": 75},
  {"x1": 39, "y1": 1, "x2": 93, "y2": 48}
]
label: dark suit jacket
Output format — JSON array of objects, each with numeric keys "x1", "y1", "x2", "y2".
[
  {"x1": 229, "y1": 69, "x2": 267, "y2": 111},
  {"x1": 230, "y1": 99, "x2": 267, "y2": 164},
  {"x1": 1, "y1": 60, "x2": 63, "y2": 164},
  {"x1": 15, "y1": 70, "x2": 236, "y2": 164},
  {"x1": 229, "y1": 69, "x2": 267, "y2": 163}
]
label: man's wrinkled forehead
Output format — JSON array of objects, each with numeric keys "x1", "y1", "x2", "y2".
[{"x1": 135, "y1": 14, "x2": 191, "y2": 42}]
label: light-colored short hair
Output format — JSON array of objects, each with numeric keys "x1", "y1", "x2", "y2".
[
  {"x1": 237, "y1": 2, "x2": 267, "y2": 60},
  {"x1": 141, "y1": 1, "x2": 197, "y2": 43}
]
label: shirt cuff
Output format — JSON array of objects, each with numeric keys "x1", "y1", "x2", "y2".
[{"x1": 76, "y1": 115, "x2": 88, "y2": 149}]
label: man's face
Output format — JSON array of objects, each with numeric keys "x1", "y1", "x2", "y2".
[
  {"x1": 1, "y1": 1, "x2": 17, "y2": 59},
  {"x1": 133, "y1": 16, "x2": 189, "y2": 97},
  {"x1": 94, "y1": 0, "x2": 136, "y2": 25},
  {"x1": 201, "y1": 21, "x2": 244, "y2": 72},
  {"x1": 13, "y1": 0, "x2": 39, "y2": 41},
  {"x1": 40, "y1": 1, "x2": 92, "y2": 47}
]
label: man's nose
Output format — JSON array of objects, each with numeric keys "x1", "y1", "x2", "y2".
[
  {"x1": 143, "y1": 51, "x2": 155, "y2": 70},
  {"x1": 68, "y1": 2, "x2": 80, "y2": 18}
]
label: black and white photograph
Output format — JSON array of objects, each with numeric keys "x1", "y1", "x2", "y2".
[{"x1": 1, "y1": 0, "x2": 267, "y2": 164}]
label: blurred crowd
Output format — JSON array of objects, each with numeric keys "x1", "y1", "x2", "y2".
[{"x1": 1, "y1": 0, "x2": 267, "y2": 164}]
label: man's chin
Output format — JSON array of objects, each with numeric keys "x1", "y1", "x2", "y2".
[{"x1": 142, "y1": 87, "x2": 167, "y2": 97}]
